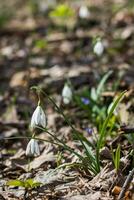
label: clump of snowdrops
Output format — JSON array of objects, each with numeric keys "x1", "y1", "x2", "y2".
[{"x1": 24, "y1": 85, "x2": 126, "y2": 175}]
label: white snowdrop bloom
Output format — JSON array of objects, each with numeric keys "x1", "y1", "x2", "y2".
[
  {"x1": 79, "y1": 5, "x2": 90, "y2": 19},
  {"x1": 26, "y1": 139, "x2": 40, "y2": 157},
  {"x1": 62, "y1": 84, "x2": 72, "y2": 104},
  {"x1": 93, "y1": 40, "x2": 104, "y2": 56},
  {"x1": 31, "y1": 105, "x2": 47, "y2": 130}
]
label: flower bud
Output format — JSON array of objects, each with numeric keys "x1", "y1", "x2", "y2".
[
  {"x1": 31, "y1": 105, "x2": 47, "y2": 130},
  {"x1": 26, "y1": 139, "x2": 40, "y2": 157},
  {"x1": 62, "y1": 84, "x2": 72, "y2": 104},
  {"x1": 93, "y1": 39, "x2": 104, "y2": 56}
]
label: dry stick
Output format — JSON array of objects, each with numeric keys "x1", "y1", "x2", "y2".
[
  {"x1": 109, "y1": 164, "x2": 129, "y2": 194},
  {"x1": 117, "y1": 168, "x2": 134, "y2": 200},
  {"x1": 120, "y1": 126, "x2": 134, "y2": 134}
]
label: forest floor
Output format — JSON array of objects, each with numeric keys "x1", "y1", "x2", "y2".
[{"x1": 0, "y1": 1, "x2": 134, "y2": 199}]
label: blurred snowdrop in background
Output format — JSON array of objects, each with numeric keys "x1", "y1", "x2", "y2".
[{"x1": 62, "y1": 84, "x2": 72, "y2": 104}]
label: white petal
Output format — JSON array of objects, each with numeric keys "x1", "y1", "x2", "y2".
[
  {"x1": 34, "y1": 140, "x2": 40, "y2": 156},
  {"x1": 31, "y1": 139, "x2": 36, "y2": 155},
  {"x1": 26, "y1": 139, "x2": 33, "y2": 156},
  {"x1": 30, "y1": 106, "x2": 47, "y2": 129},
  {"x1": 26, "y1": 143, "x2": 31, "y2": 155},
  {"x1": 38, "y1": 107, "x2": 47, "y2": 128},
  {"x1": 33, "y1": 106, "x2": 41, "y2": 125}
]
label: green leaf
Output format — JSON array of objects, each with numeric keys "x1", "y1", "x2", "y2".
[
  {"x1": 24, "y1": 179, "x2": 41, "y2": 189},
  {"x1": 7, "y1": 180, "x2": 25, "y2": 187},
  {"x1": 96, "y1": 90, "x2": 126, "y2": 169},
  {"x1": 49, "y1": 4, "x2": 74, "y2": 19},
  {"x1": 97, "y1": 91, "x2": 126, "y2": 149},
  {"x1": 115, "y1": 145, "x2": 120, "y2": 171},
  {"x1": 91, "y1": 87, "x2": 97, "y2": 101},
  {"x1": 96, "y1": 70, "x2": 113, "y2": 98},
  {"x1": 7, "y1": 179, "x2": 41, "y2": 189},
  {"x1": 24, "y1": 179, "x2": 34, "y2": 188},
  {"x1": 35, "y1": 39, "x2": 47, "y2": 49},
  {"x1": 32, "y1": 182, "x2": 41, "y2": 188},
  {"x1": 111, "y1": 144, "x2": 121, "y2": 172}
]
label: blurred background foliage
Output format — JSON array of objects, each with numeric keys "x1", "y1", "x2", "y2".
[{"x1": 0, "y1": 0, "x2": 134, "y2": 28}]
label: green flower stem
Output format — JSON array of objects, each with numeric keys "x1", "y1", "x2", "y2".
[
  {"x1": 37, "y1": 88, "x2": 97, "y2": 165},
  {"x1": 4, "y1": 133, "x2": 83, "y2": 161},
  {"x1": 3, "y1": 136, "x2": 58, "y2": 145},
  {"x1": 27, "y1": 157, "x2": 31, "y2": 172},
  {"x1": 36, "y1": 126, "x2": 83, "y2": 160}
]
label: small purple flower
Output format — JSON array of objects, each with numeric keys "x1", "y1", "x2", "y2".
[
  {"x1": 81, "y1": 97, "x2": 90, "y2": 105},
  {"x1": 85, "y1": 128, "x2": 93, "y2": 135}
]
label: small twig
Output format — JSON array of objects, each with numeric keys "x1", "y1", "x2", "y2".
[{"x1": 117, "y1": 168, "x2": 134, "y2": 200}]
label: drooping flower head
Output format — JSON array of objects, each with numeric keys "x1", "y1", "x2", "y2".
[
  {"x1": 26, "y1": 139, "x2": 40, "y2": 157},
  {"x1": 31, "y1": 105, "x2": 47, "y2": 130},
  {"x1": 79, "y1": 5, "x2": 90, "y2": 19},
  {"x1": 62, "y1": 83, "x2": 72, "y2": 104},
  {"x1": 93, "y1": 38, "x2": 104, "y2": 56}
]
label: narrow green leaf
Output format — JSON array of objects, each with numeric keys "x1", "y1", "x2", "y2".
[
  {"x1": 96, "y1": 70, "x2": 113, "y2": 97},
  {"x1": 115, "y1": 144, "x2": 120, "y2": 171},
  {"x1": 7, "y1": 180, "x2": 25, "y2": 187},
  {"x1": 32, "y1": 182, "x2": 41, "y2": 188},
  {"x1": 91, "y1": 87, "x2": 97, "y2": 101}
]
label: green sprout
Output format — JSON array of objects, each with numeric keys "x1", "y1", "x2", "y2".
[
  {"x1": 111, "y1": 144, "x2": 121, "y2": 172},
  {"x1": 7, "y1": 178, "x2": 41, "y2": 189}
]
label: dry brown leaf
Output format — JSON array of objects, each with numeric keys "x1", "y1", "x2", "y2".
[
  {"x1": 118, "y1": 103, "x2": 129, "y2": 125},
  {"x1": 2, "y1": 105, "x2": 18, "y2": 122},
  {"x1": 66, "y1": 191, "x2": 106, "y2": 200},
  {"x1": 29, "y1": 151, "x2": 55, "y2": 169},
  {"x1": 10, "y1": 71, "x2": 28, "y2": 87}
]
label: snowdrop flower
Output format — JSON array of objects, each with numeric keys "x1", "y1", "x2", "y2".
[
  {"x1": 26, "y1": 139, "x2": 40, "y2": 157},
  {"x1": 93, "y1": 39, "x2": 104, "y2": 56},
  {"x1": 31, "y1": 105, "x2": 47, "y2": 130},
  {"x1": 79, "y1": 5, "x2": 90, "y2": 19},
  {"x1": 62, "y1": 84, "x2": 72, "y2": 104}
]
